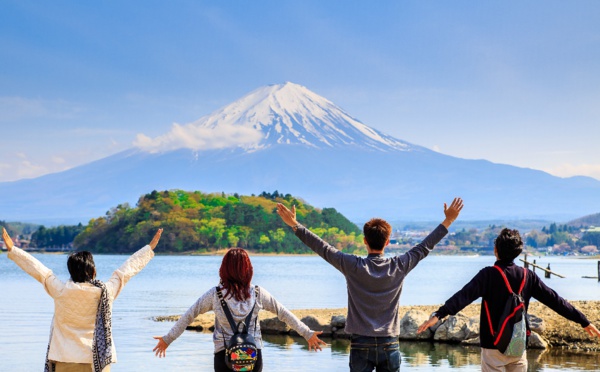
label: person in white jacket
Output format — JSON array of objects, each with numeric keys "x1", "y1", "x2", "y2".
[{"x1": 2, "y1": 227, "x2": 163, "y2": 372}]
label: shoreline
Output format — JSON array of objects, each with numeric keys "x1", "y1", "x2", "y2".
[{"x1": 154, "y1": 300, "x2": 600, "y2": 351}]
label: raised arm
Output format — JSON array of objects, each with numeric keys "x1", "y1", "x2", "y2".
[
  {"x1": 441, "y1": 197, "x2": 463, "y2": 229},
  {"x1": 2, "y1": 228, "x2": 14, "y2": 252},
  {"x1": 106, "y1": 228, "x2": 162, "y2": 299},
  {"x1": 3, "y1": 228, "x2": 65, "y2": 298},
  {"x1": 153, "y1": 287, "x2": 215, "y2": 358},
  {"x1": 276, "y1": 203, "x2": 355, "y2": 273},
  {"x1": 259, "y1": 286, "x2": 326, "y2": 351},
  {"x1": 398, "y1": 198, "x2": 463, "y2": 273}
]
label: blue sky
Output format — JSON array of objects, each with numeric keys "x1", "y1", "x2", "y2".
[{"x1": 2, "y1": 1, "x2": 600, "y2": 182}]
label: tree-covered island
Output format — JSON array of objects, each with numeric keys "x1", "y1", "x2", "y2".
[
  {"x1": 3, "y1": 192, "x2": 600, "y2": 257},
  {"x1": 73, "y1": 190, "x2": 364, "y2": 254}
]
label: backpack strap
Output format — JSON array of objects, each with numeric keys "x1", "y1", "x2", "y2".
[
  {"x1": 216, "y1": 286, "x2": 238, "y2": 332},
  {"x1": 493, "y1": 265, "x2": 527, "y2": 295},
  {"x1": 251, "y1": 286, "x2": 260, "y2": 333}
]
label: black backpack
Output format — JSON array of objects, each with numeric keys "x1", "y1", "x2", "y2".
[
  {"x1": 216, "y1": 286, "x2": 259, "y2": 372},
  {"x1": 487, "y1": 265, "x2": 528, "y2": 356}
]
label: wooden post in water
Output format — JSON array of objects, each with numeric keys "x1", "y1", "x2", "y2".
[
  {"x1": 597, "y1": 261, "x2": 600, "y2": 282},
  {"x1": 545, "y1": 263, "x2": 551, "y2": 279},
  {"x1": 533, "y1": 259, "x2": 536, "y2": 273},
  {"x1": 519, "y1": 258, "x2": 565, "y2": 278},
  {"x1": 523, "y1": 254, "x2": 529, "y2": 269}
]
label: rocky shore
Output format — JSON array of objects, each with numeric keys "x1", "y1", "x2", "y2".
[{"x1": 154, "y1": 300, "x2": 600, "y2": 351}]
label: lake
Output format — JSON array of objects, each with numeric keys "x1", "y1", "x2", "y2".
[{"x1": 1, "y1": 252, "x2": 599, "y2": 371}]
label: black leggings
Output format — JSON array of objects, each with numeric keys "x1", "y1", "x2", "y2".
[{"x1": 214, "y1": 349, "x2": 263, "y2": 372}]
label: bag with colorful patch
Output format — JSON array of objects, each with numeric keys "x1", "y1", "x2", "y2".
[{"x1": 217, "y1": 286, "x2": 259, "y2": 371}]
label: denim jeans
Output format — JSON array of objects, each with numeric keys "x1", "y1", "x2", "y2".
[{"x1": 349, "y1": 335, "x2": 401, "y2": 372}]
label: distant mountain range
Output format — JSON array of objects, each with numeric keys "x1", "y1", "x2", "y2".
[
  {"x1": 567, "y1": 213, "x2": 600, "y2": 228},
  {"x1": 2, "y1": 82, "x2": 600, "y2": 225}
]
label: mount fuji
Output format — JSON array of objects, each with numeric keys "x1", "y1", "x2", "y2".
[{"x1": 2, "y1": 82, "x2": 600, "y2": 225}]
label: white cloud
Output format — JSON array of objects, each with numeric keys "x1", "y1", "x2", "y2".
[
  {"x1": 545, "y1": 163, "x2": 600, "y2": 181},
  {"x1": 432, "y1": 145, "x2": 441, "y2": 152},
  {"x1": 0, "y1": 152, "x2": 89, "y2": 182},
  {"x1": 133, "y1": 122, "x2": 264, "y2": 153}
]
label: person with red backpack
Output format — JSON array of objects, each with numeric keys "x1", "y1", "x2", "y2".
[{"x1": 417, "y1": 228, "x2": 600, "y2": 371}]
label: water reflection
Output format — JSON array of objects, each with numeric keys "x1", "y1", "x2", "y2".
[
  {"x1": 262, "y1": 335, "x2": 600, "y2": 371},
  {"x1": 399, "y1": 341, "x2": 481, "y2": 368},
  {"x1": 529, "y1": 348, "x2": 600, "y2": 371}
]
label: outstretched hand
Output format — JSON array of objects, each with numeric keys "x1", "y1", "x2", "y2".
[
  {"x1": 149, "y1": 228, "x2": 163, "y2": 250},
  {"x1": 441, "y1": 198, "x2": 464, "y2": 229},
  {"x1": 153, "y1": 336, "x2": 168, "y2": 358},
  {"x1": 584, "y1": 324, "x2": 600, "y2": 338},
  {"x1": 417, "y1": 315, "x2": 439, "y2": 334},
  {"x1": 276, "y1": 203, "x2": 298, "y2": 227},
  {"x1": 307, "y1": 331, "x2": 327, "y2": 352},
  {"x1": 2, "y1": 228, "x2": 14, "y2": 252}
]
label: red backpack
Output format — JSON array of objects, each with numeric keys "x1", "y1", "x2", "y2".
[{"x1": 483, "y1": 265, "x2": 528, "y2": 356}]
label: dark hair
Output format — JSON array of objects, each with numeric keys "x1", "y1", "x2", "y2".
[
  {"x1": 363, "y1": 218, "x2": 392, "y2": 251},
  {"x1": 67, "y1": 251, "x2": 97, "y2": 283},
  {"x1": 219, "y1": 248, "x2": 253, "y2": 302},
  {"x1": 495, "y1": 228, "x2": 523, "y2": 261}
]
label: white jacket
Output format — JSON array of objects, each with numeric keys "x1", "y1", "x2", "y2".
[{"x1": 8, "y1": 245, "x2": 154, "y2": 363}]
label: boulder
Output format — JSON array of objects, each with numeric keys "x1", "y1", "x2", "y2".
[
  {"x1": 260, "y1": 317, "x2": 290, "y2": 334},
  {"x1": 527, "y1": 314, "x2": 545, "y2": 334},
  {"x1": 461, "y1": 336, "x2": 480, "y2": 346},
  {"x1": 332, "y1": 328, "x2": 352, "y2": 339},
  {"x1": 399, "y1": 309, "x2": 436, "y2": 340},
  {"x1": 528, "y1": 331, "x2": 548, "y2": 349},
  {"x1": 331, "y1": 315, "x2": 346, "y2": 328},
  {"x1": 188, "y1": 316, "x2": 215, "y2": 331},
  {"x1": 434, "y1": 314, "x2": 479, "y2": 342},
  {"x1": 290, "y1": 316, "x2": 332, "y2": 337}
]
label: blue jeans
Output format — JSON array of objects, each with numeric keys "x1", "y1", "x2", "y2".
[{"x1": 349, "y1": 335, "x2": 401, "y2": 372}]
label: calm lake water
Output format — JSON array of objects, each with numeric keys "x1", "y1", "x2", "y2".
[{"x1": 1, "y1": 253, "x2": 600, "y2": 371}]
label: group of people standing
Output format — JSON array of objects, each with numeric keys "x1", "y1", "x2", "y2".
[{"x1": 3, "y1": 196, "x2": 600, "y2": 372}]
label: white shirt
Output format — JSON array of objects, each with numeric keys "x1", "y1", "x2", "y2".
[{"x1": 8, "y1": 245, "x2": 154, "y2": 363}]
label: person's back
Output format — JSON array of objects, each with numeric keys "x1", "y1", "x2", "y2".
[
  {"x1": 2, "y1": 227, "x2": 162, "y2": 371},
  {"x1": 344, "y1": 254, "x2": 410, "y2": 335},
  {"x1": 52, "y1": 280, "x2": 111, "y2": 361},
  {"x1": 277, "y1": 198, "x2": 464, "y2": 372},
  {"x1": 418, "y1": 228, "x2": 600, "y2": 372},
  {"x1": 297, "y1": 222, "x2": 449, "y2": 336},
  {"x1": 152, "y1": 248, "x2": 326, "y2": 372}
]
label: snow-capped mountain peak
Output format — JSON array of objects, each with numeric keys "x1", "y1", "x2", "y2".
[{"x1": 134, "y1": 82, "x2": 417, "y2": 153}]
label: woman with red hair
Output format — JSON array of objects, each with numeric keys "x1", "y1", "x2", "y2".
[{"x1": 152, "y1": 248, "x2": 326, "y2": 371}]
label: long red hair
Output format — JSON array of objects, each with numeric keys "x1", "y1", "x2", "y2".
[{"x1": 219, "y1": 248, "x2": 254, "y2": 301}]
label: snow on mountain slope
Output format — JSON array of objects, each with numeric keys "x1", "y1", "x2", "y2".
[
  {"x1": 2, "y1": 82, "x2": 600, "y2": 224},
  {"x1": 134, "y1": 82, "x2": 420, "y2": 153}
]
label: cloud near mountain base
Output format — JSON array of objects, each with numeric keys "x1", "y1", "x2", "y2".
[{"x1": 134, "y1": 123, "x2": 264, "y2": 153}]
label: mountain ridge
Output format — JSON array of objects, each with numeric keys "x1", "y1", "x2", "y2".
[
  {"x1": 2, "y1": 82, "x2": 600, "y2": 224},
  {"x1": 135, "y1": 82, "x2": 421, "y2": 153}
]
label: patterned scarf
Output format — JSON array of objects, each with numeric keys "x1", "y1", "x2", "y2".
[{"x1": 44, "y1": 280, "x2": 114, "y2": 372}]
